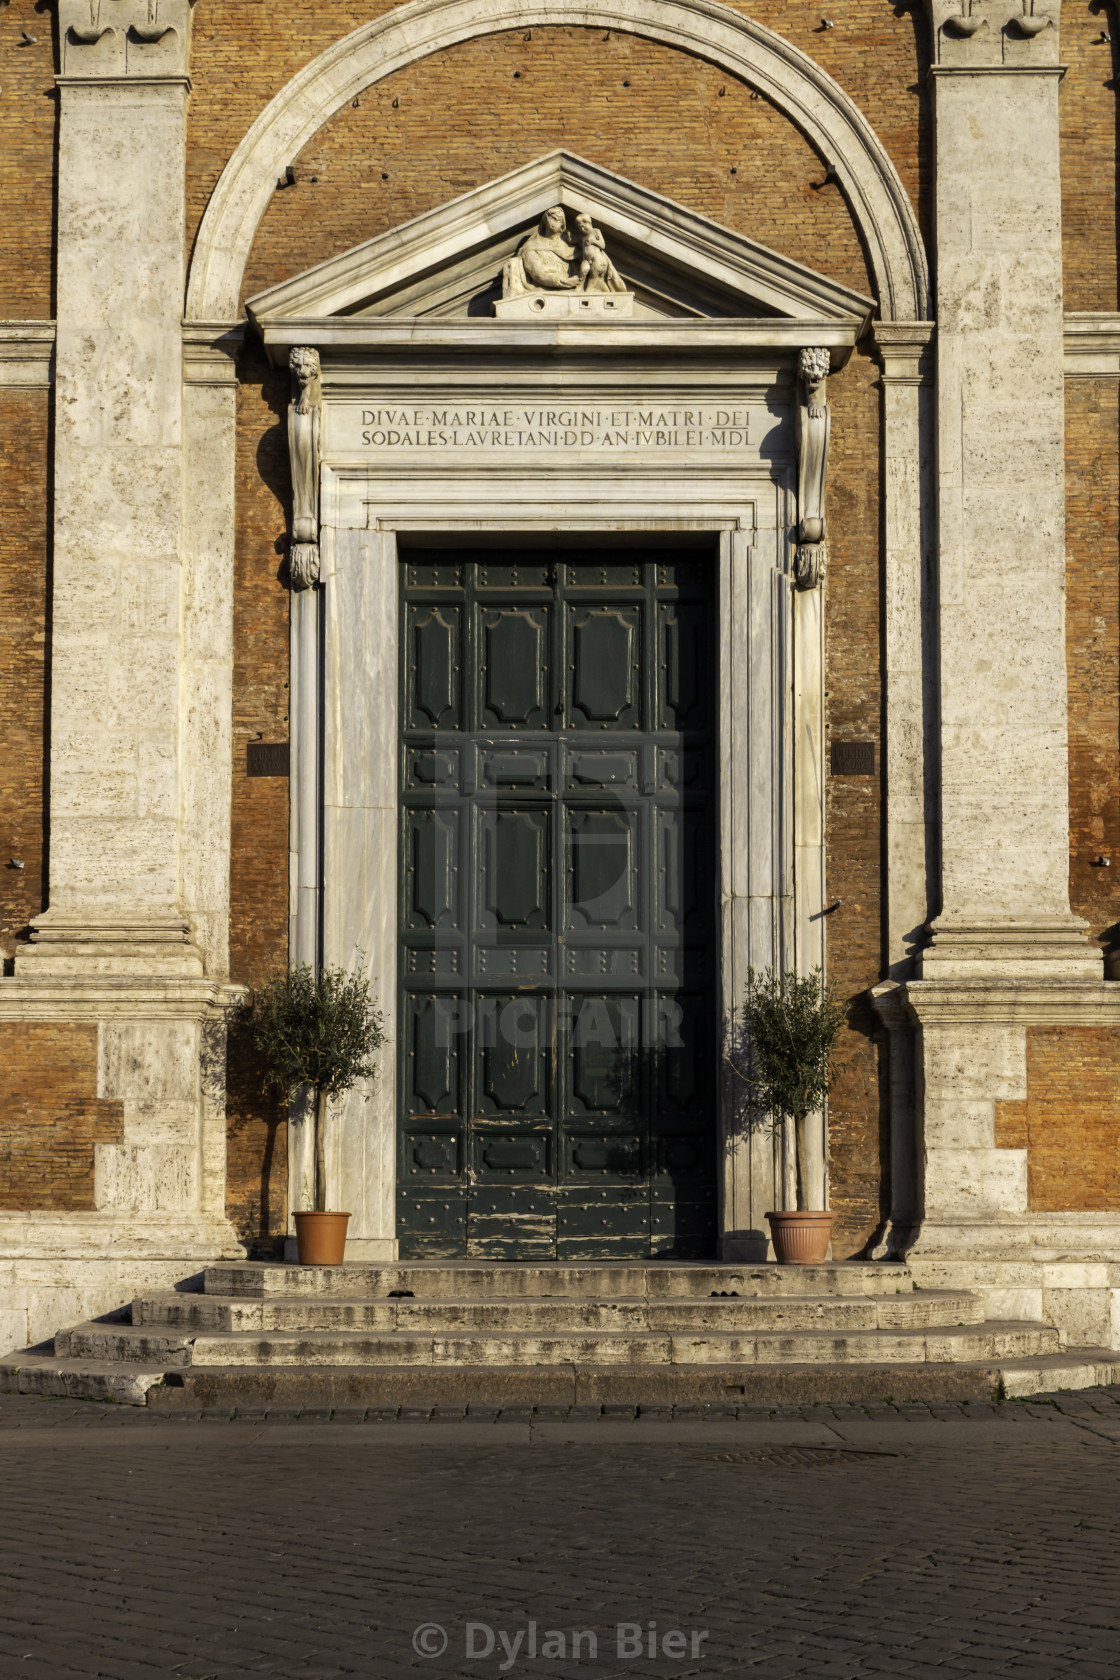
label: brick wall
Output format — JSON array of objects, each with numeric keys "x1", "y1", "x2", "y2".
[
  {"x1": 1066, "y1": 380, "x2": 1120, "y2": 949},
  {"x1": 0, "y1": 1025, "x2": 123, "y2": 1210},
  {"x1": 186, "y1": 5, "x2": 929, "y2": 272},
  {"x1": 238, "y1": 26, "x2": 871, "y2": 305},
  {"x1": 822, "y1": 348, "x2": 887, "y2": 1257},
  {"x1": 226, "y1": 342, "x2": 291, "y2": 1245},
  {"x1": 0, "y1": 0, "x2": 56, "y2": 317},
  {"x1": 1061, "y1": 23, "x2": 1119, "y2": 312},
  {"x1": 995, "y1": 1027, "x2": 1120, "y2": 1212},
  {"x1": 0, "y1": 392, "x2": 49, "y2": 963}
]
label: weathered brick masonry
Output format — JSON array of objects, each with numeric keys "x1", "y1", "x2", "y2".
[
  {"x1": 185, "y1": 4, "x2": 930, "y2": 262},
  {"x1": 0, "y1": 0, "x2": 56, "y2": 317},
  {"x1": 996, "y1": 1027, "x2": 1120, "y2": 1213},
  {"x1": 226, "y1": 346, "x2": 291, "y2": 1242},
  {"x1": 0, "y1": 1026, "x2": 122, "y2": 1212},
  {"x1": 0, "y1": 393, "x2": 48, "y2": 967},
  {"x1": 1067, "y1": 379, "x2": 1120, "y2": 950}
]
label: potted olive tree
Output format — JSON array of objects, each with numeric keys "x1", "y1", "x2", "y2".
[
  {"x1": 730, "y1": 965, "x2": 846, "y2": 1264},
  {"x1": 246, "y1": 963, "x2": 385, "y2": 1265}
]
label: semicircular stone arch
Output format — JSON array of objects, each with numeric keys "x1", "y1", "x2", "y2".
[
  {"x1": 240, "y1": 31, "x2": 872, "y2": 311},
  {"x1": 186, "y1": 0, "x2": 929, "y2": 323}
]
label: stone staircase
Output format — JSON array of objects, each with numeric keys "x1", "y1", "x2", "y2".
[{"x1": 5, "y1": 1260, "x2": 1120, "y2": 1408}]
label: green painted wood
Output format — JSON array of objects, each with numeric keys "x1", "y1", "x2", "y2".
[{"x1": 398, "y1": 549, "x2": 718, "y2": 1259}]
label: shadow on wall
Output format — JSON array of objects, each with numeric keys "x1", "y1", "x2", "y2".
[{"x1": 225, "y1": 1012, "x2": 288, "y2": 1258}]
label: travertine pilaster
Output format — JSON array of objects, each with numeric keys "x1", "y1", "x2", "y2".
[
  {"x1": 871, "y1": 322, "x2": 936, "y2": 1252},
  {"x1": 920, "y1": 1, "x2": 1096, "y2": 979},
  {"x1": 0, "y1": 5, "x2": 241, "y2": 1308},
  {"x1": 906, "y1": 4, "x2": 1108, "y2": 1266},
  {"x1": 18, "y1": 3, "x2": 199, "y2": 975},
  {"x1": 181, "y1": 324, "x2": 242, "y2": 976}
]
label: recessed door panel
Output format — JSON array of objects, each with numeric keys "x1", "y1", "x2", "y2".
[
  {"x1": 399, "y1": 547, "x2": 717, "y2": 1259},
  {"x1": 405, "y1": 809, "x2": 460, "y2": 930},
  {"x1": 407, "y1": 605, "x2": 461, "y2": 730},
  {"x1": 568, "y1": 606, "x2": 642, "y2": 730},
  {"x1": 477, "y1": 808, "x2": 550, "y2": 930},
  {"x1": 480, "y1": 607, "x2": 550, "y2": 729},
  {"x1": 565, "y1": 808, "x2": 639, "y2": 931}
]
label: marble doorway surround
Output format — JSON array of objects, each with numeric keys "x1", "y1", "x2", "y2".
[
  {"x1": 286, "y1": 362, "x2": 820, "y2": 1263},
  {"x1": 248, "y1": 159, "x2": 874, "y2": 1260}
]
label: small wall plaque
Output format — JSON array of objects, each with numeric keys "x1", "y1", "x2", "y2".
[
  {"x1": 831, "y1": 741, "x2": 875, "y2": 777},
  {"x1": 247, "y1": 742, "x2": 290, "y2": 778}
]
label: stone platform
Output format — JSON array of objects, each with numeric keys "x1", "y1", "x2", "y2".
[{"x1": 4, "y1": 1260, "x2": 1119, "y2": 1407}]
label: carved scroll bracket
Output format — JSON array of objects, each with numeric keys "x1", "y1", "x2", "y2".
[
  {"x1": 287, "y1": 347, "x2": 321, "y2": 591},
  {"x1": 794, "y1": 346, "x2": 830, "y2": 591}
]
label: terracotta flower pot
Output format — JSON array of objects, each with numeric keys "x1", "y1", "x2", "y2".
[
  {"x1": 766, "y1": 1209, "x2": 833, "y2": 1265},
  {"x1": 293, "y1": 1211, "x2": 351, "y2": 1265}
]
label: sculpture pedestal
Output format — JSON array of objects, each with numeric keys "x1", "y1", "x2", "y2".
[{"x1": 493, "y1": 291, "x2": 635, "y2": 319}]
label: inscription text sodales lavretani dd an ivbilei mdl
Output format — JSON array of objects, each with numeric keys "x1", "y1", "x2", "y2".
[{"x1": 352, "y1": 407, "x2": 752, "y2": 449}]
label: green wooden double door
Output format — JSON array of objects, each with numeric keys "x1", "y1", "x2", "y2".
[{"x1": 397, "y1": 545, "x2": 718, "y2": 1259}]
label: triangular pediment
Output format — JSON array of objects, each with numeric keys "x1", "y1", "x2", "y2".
[{"x1": 246, "y1": 151, "x2": 873, "y2": 326}]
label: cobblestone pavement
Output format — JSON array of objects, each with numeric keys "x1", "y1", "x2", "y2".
[{"x1": 2, "y1": 1388, "x2": 1120, "y2": 1678}]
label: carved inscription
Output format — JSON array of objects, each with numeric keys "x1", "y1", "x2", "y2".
[{"x1": 348, "y1": 406, "x2": 752, "y2": 452}]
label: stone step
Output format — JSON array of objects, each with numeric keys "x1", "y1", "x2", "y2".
[
  {"x1": 203, "y1": 1260, "x2": 915, "y2": 1301},
  {"x1": 132, "y1": 1288, "x2": 986, "y2": 1336},
  {"x1": 0, "y1": 1353, "x2": 169, "y2": 1406},
  {"x1": 58, "y1": 1319, "x2": 1061, "y2": 1369},
  {"x1": 7, "y1": 1347, "x2": 1120, "y2": 1409}
]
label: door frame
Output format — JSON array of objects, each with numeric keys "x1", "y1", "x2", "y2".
[{"x1": 286, "y1": 363, "x2": 826, "y2": 1262}]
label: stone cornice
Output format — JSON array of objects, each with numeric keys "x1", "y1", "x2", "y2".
[
  {"x1": 255, "y1": 317, "x2": 864, "y2": 366},
  {"x1": 892, "y1": 978, "x2": 1120, "y2": 1028},
  {"x1": 55, "y1": 73, "x2": 192, "y2": 92},
  {"x1": 182, "y1": 321, "x2": 245, "y2": 387},
  {"x1": 0, "y1": 323, "x2": 55, "y2": 389},
  {"x1": 1064, "y1": 313, "x2": 1120, "y2": 377},
  {"x1": 0, "y1": 1212, "x2": 242, "y2": 1262},
  {"x1": 0, "y1": 976, "x2": 244, "y2": 1023},
  {"x1": 927, "y1": 62, "x2": 1067, "y2": 77}
]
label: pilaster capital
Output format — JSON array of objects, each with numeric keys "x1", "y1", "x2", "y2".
[
  {"x1": 921, "y1": 0, "x2": 1062, "y2": 67},
  {"x1": 58, "y1": 0, "x2": 194, "y2": 81},
  {"x1": 871, "y1": 321, "x2": 935, "y2": 385},
  {"x1": 182, "y1": 322, "x2": 245, "y2": 389}
]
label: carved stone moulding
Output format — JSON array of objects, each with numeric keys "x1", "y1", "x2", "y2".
[
  {"x1": 493, "y1": 292, "x2": 635, "y2": 319},
  {"x1": 922, "y1": 0, "x2": 1061, "y2": 66},
  {"x1": 59, "y1": 1, "x2": 193, "y2": 79}
]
